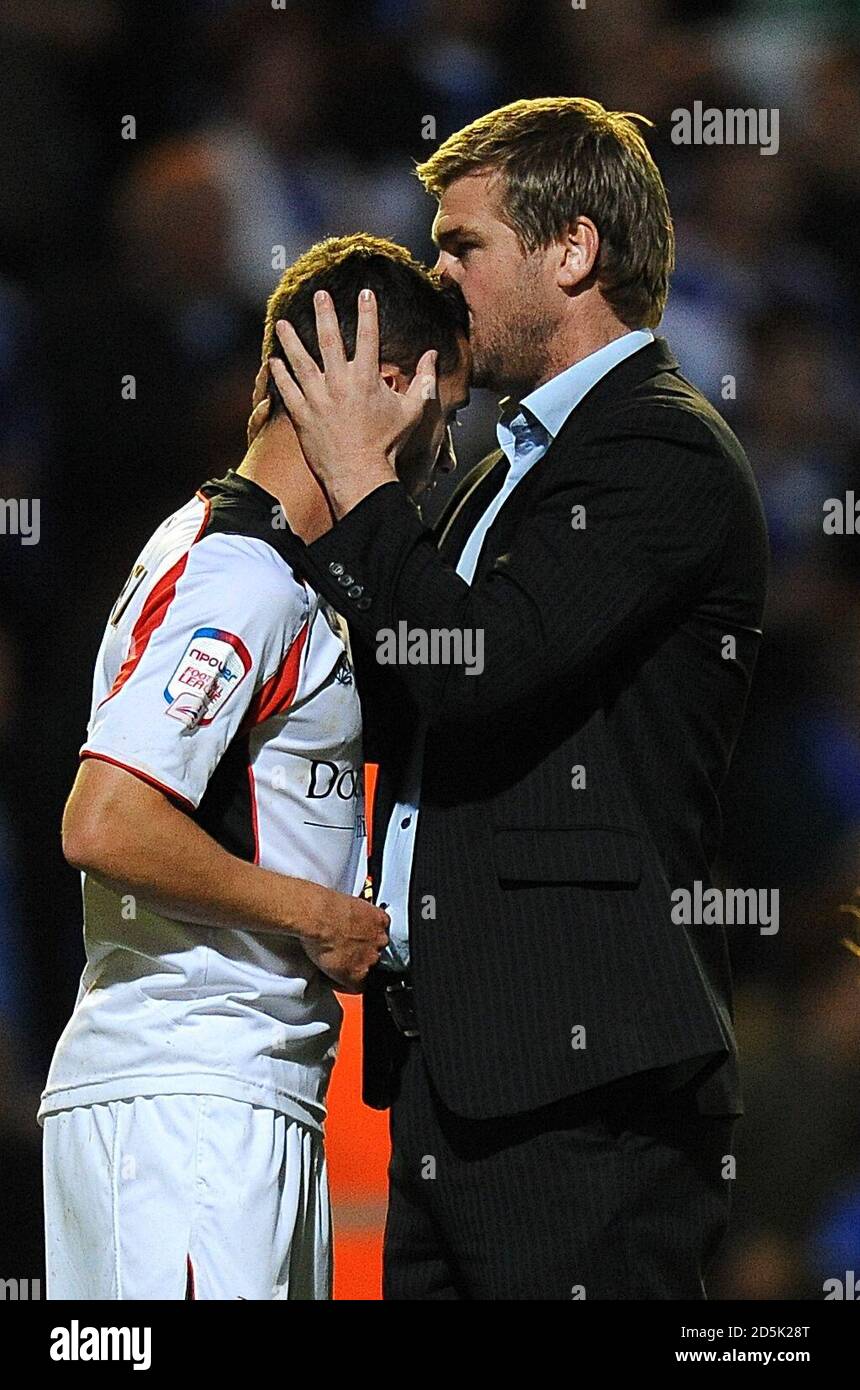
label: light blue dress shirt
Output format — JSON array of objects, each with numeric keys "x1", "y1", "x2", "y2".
[{"x1": 376, "y1": 329, "x2": 654, "y2": 970}]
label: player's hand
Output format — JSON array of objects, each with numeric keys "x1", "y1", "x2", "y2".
[
  {"x1": 247, "y1": 362, "x2": 271, "y2": 447},
  {"x1": 294, "y1": 882, "x2": 390, "y2": 993},
  {"x1": 269, "y1": 289, "x2": 437, "y2": 518}
]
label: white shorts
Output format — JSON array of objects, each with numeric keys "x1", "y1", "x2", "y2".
[{"x1": 42, "y1": 1094, "x2": 331, "y2": 1300}]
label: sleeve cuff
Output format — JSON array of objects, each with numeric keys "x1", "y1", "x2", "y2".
[
  {"x1": 80, "y1": 750, "x2": 197, "y2": 813},
  {"x1": 302, "y1": 481, "x2": 425, "y2": 624}
]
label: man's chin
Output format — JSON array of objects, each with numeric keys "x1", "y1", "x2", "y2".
[{"x1": 469, "y1": 351, "x2": 506, "y2": 393}]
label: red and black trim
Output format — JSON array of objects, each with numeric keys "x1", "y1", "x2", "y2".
[
  {"x1": 99, "y1": 493, "x2": 212, "y2": 709},
  {"x1": 90, "y1": 472, "x2": 312, "y2": 864},
  {"x1": 241, "y1": 621, "x2": 308, "y2": 731},
  {"x1": 196, "y1": 470, "x2": 309, "y2": 577},
  {"x1": 80, "y1": 751, "x2": 196, "y2": 813},
  {"x1": 247, "y1": 761, "x2": 260, "y2": 865}
]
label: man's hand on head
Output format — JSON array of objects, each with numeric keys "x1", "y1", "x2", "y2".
[
  {"x1": 247, "y1": 362, "x2": 271, "y2": 448},
  {"x1": 268, "y1": 289, "x2": 437, "y2": 519}
]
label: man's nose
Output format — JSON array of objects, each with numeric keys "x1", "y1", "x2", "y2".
[{"x1": 434, "y1": 251, "x2": 460, "y2": 283}]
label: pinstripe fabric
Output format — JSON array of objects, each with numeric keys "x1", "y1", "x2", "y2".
[
  {"x1": 383, "y1": 1038, "x2": 735, "y2": 1300},
  {"x1": 304, "y1": 338, "x2": 768, "y2": 1122}
]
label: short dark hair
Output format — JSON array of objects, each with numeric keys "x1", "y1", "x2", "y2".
[{"x1": 262, "y1": 233, "x2": 468, "y2": 415}]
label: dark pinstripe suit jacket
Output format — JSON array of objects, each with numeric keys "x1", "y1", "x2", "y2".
[{"x1": 301, "y1": 338, "x2": 769, "y2": 1120}]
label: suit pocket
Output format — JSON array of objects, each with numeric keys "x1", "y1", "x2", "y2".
[{"x1": 492, "y1": 826, "x2": 642, "y2": 886}]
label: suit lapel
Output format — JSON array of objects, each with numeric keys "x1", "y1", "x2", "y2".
[
  {"x1": 369, "y1": 338, "x2": 683, "y2": 893},
  {"x1": 433, "y1": 449, "x2": 508, "y2": 561},
  {"x1": 439, "y1": 338, "x2": 682, "y2": 586}
]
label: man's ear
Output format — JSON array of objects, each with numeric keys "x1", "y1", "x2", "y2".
[
  {"x1": 557, "y1": 216, "x2": 600, "y2": 291},
  {"x1": 379, "y1": 362, "x2": 411, "y2": 394}
]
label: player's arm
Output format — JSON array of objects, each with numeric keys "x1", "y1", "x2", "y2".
[
  {"x1": 62, "y1": 758, "x2": 387, "y2": 993},
  {"x1": 73, "y1": 530, "x2": 387, "y2": 990}
]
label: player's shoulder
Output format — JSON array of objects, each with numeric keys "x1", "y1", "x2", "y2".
[
  {"x1": 190, "y1": 470, "x2": 309, "y2": 607},
  {"x1": 580, "y1": 367, "x2": 752, "y2": 490}
]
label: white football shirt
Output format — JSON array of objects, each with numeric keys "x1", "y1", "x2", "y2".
[{"x1": 39, "y1": 471, "x2": 366, "y2": 1132}]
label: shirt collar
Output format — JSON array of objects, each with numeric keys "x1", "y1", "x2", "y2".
[{"x1": 499, "y1": 329, "x2": 654, "y2": 442}]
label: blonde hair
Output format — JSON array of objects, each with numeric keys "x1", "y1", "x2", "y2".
[{"x1": 416, "y1": 97, "x2": 674, "y2": 328}]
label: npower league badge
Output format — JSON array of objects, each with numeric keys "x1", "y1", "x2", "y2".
[{"x1": 164, "y1": 627, "x2": 252, "y2": 730}]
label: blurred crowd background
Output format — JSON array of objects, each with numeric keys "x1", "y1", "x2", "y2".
[{"x1": 1, "y1": 0, "x2": 859, "y2": 1299}]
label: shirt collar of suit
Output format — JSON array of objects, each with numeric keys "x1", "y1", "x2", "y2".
[{"x1": 496, "y1": 328, "x2": 655, "y2": 461}]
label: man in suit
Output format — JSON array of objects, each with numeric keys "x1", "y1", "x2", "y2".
[{"x1": 267, "y1": 97, "x2": 769, "y2": 1299}]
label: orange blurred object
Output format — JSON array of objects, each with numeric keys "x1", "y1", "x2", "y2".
[
  {"x1": 329, "y1": 763, "x2": 389, "y2": 1298},
  {"x1": 328, "y1": 994, "x2": 390, "y2": 1299}
]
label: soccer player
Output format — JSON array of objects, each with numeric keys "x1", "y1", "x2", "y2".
[{"x1": 40, "y1": 235, "x2": 470, "y2": 1300}]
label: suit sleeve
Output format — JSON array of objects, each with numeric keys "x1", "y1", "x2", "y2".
[
  {"x1": 351, "y1": 629, "x2": 419, "y2": 766},
  {"x1": 303, "y1": 409, "x2": 738, "y2": 727}
]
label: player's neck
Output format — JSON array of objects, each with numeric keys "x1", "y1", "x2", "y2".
[{"x1": 239, "y1": 416, "x2": 333, "y2": 543}]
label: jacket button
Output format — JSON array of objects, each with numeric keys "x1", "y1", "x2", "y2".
[
  {"x1": 337, "y1": 573, "x2": 353, "y2": 587},
  {"x1": 328, "y1": 562, "x2": 344, "y2": 576},
  {"x1": 348, "y1": 584, "x2": 363, "y2": 599},
  {"x1": 356, "y1": 596, "x2": 371, "y2": 611}
]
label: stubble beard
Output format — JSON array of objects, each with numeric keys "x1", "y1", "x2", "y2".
[{"x1": 468, "y1": 286, "x2": 560, "y2": 397}]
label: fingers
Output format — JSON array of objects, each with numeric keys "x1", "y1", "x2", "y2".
[
  {"x1": 268, "y1": 354, "x2": 304, "y2": 417},
  {"x1": 355, "y1": 288, "x2": 380, "y2": 381},
  {"x1": 251, "y1": 361, "x2": 269, "y2": 409},
  {"x1": 406, "y1": 348, "x2": 438, "y2": 405},
  {"x1": 274, "y1": 318, "x2": 321, "y2": 396},
  {"x1": 275, "y1": 291, "x2": 384, "y2": 389},
  {"x1": 312, "y1": 290, "x2": 347, "y2": 377},
  {"x1": 247, "y1": 396, "x2": 270, "y2": 448}
]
